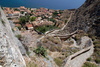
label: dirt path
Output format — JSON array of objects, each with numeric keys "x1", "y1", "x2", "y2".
[{"x1": 61, "y1": 13, "x2": 73, "y2": 30}]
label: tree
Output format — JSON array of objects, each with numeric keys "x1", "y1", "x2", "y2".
[
  {"x1": 19, "y1": 17, "x2": 26, "y2": 25},
  {"x1": 19, "y1": 16, "x2": 30, "y2": 25},
  {"x1": 21, "y1": 11, "x2": 24, "y2": 14},
  {"x1": 53, "y1": 11, "x2": 59, "y2": 17},
  {"x1": 49, "y1": 18, "x2": 56, "y2": 22},
  {"x1": 35, "y1": 25, "x2": 58, "y2": 34},
  {"x1": 14, "y1": 8, "x2": 20, "y2": 11},
  {"x1": 30, "y1": 17, "x2": 36, "y2": 22}
]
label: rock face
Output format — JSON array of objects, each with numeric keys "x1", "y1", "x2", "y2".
[
  {"x1": 0, "y1": 7, "x2": 26, "y2": 67},
  {"x1": 63, "y1": 0, "x2": 100, "y2": 37}
]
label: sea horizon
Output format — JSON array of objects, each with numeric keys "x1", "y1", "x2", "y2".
[{"x1": 0, "y1": 0, "x2": 86, "y2": 10}]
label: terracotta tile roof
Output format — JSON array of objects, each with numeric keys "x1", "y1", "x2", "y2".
[
  {"x1": 15, "y1": 24, "x2": 21, "y2": 27},
  {"x1": 13, "y1": 11, "x2": 20, "y2": 14},
  {"x1": 5, "y1": 8, "x2": 10, "y2": 11},
  {"x1": 26, "y1": 24, "x2": 33, "y2": 27}
]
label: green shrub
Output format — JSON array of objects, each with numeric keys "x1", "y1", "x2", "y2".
[
  {"x1": 82, "y1": 62, "x2": 97, "y2": 67},
  {"x1": 31, "y1": 10, "x2": 34, "y2": 12},
  {"x1": 20, "y1": 11, "x2": 24, "y2": 14},
  {"x1": 94, "y1": 40, "x2": 100, "y2": 44},
  {"x1": 54, "y1": 58, "x2": 63, "y2": 67},
  {"x1": 53, "y1": 11, "x2": 59, "y2": 17},
  {"x1": 94, "y1": 44, "x2": 100, "y2": 48},
  {"x1": 30, "y1": 17, "x2": 36, "y2": 22},
  {"x1": 93, "y1": 38, "x2": 100, "y2": 65},
  {"x1": 65, "y1": 20, "x2": 68, "y2": 23},
  {"x1": 14, "y1": 8, "x2": 20, "y2": 11},
  {"x1": 26, "y1": 51, "x2": 31, "y2": 56},
  {"x1": 95, "y1": 59, "x2": 100, "y2": 63},
  {"x1": 15, "y1": 34, "x2": 22, "y2": 40},
  {"x1": 49, "y1": 18, "x2": 56, "y2": 22},
  {"x1": 1, "y1": 19, "x2": 5, "y2": 25},
  {"x1": 12, "y1": 28, "x2": 14, "y2": 32},
  {"x1": 33, "y1": 46, "x2": 47, "y2": 57},
  {"x1": 87, "y1": 57, "x2": 92, "y2": 61},
  {"x1": 16, "y1": 25, "x2": 22, "y2": 30},
  {"x1": 35, "y1": 25, "x2": 58, "y2": 33}
]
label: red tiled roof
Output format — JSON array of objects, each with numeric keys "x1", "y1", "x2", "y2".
[
  {"x1": 15, "y1": 24, "x2": 21, "y2": 27},
  {"x1": 13, "y1": 11, "x2": 20, "y2": 14},
  {"x1": 26, "y1": 24, "x2": 33, "y2": 27}
]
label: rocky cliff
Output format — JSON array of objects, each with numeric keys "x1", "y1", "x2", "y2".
[
  {"x1": 0, "y1": 7, "x2": 26, "y2": 67},
  {"x1": 63, "y1": 0, "x2": 100, "y2": 37}
]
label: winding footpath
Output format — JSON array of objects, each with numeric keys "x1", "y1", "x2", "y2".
[{"x1": 64, "y1": 36, "x2": 94, "y2": 67}]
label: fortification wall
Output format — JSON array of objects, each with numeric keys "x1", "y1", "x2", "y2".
[{"x1": 64, "y1": 37, "x2": 94, "y2": 67}]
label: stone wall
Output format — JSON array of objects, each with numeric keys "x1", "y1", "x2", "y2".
[{"x1": 64, "y1": 37, "x2": 94, "y2": 67}]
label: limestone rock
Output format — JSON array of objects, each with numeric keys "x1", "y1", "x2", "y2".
[
  {"x1": 63, "y1": 0, "x2": 100, "y2": 37},
  {"x1": 0, "y1": 7, "x2": 26, "y2": 67}
]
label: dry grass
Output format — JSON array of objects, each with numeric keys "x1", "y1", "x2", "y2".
[
  {"x1": 26, "y1": 62, "x2": 37, "y2": 67},
  {"x1": 40, "y1": 36, "x2": 62, "y2": 52},
  {"x1": 54, "y1": 58, "x2": 63, "y2": 67},
  {"x1": 82, "y1": 62, "x2": 97, "y2": 67},
  {"x1": 45, "y1": 36, "x2": 61, "y2": 44}
]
